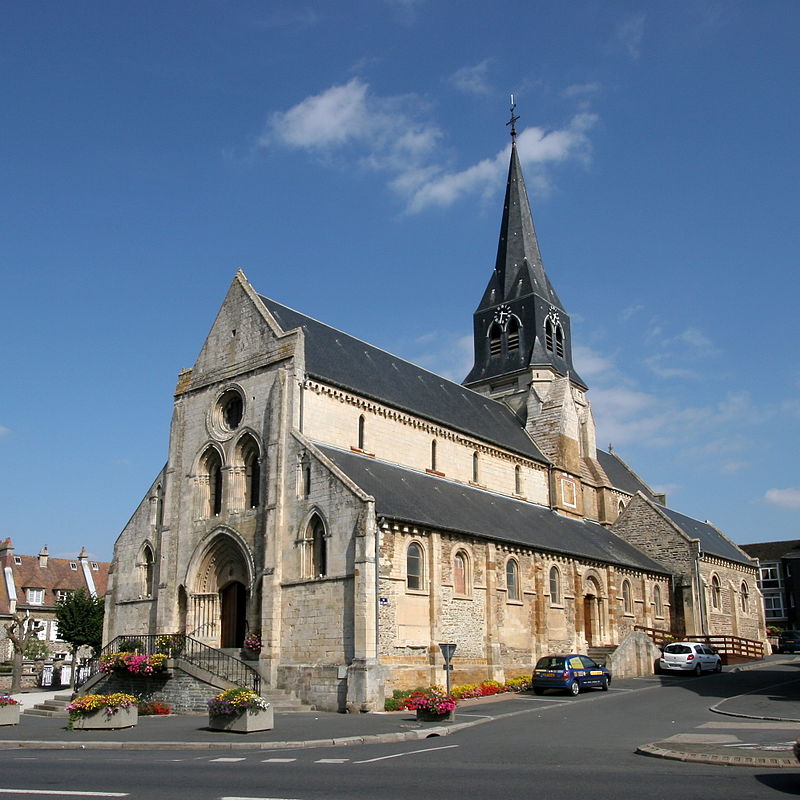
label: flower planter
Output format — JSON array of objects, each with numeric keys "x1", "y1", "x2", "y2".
[
  {"x1": 415, "y1": 708, "x2": 455, "y2": 722},
  {"x1": 209, "y1": 705, "x2": 274, "y2": 733},
  {"x1": 0, "y1": 705, "x2": 21, "y2": 726},
  {"x1": 71, "y1": 706, "x2": 138, "y2": 730}
]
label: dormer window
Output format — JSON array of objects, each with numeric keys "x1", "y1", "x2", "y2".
[
  {"x1": 545, "y1": 318, "x2": 554, "y2": 351},
  {"x1": 91, "y1": 562, "x2": 99, "y2": 571},
  {"x1": 545, "y1": 316, "x2": 565, "y2": 357},
  {"x1": 13, "y1": 556, "x2": 21, "y2": 565},
  {"x1": 69, "y1": 562, "x2": 78, "y2": 571},
  {"x1": 26, "y1": 588, "x2": 44, "y2": 605},
  {"x1": 555, "y1": 325, "x2": 564, "y2": 358}
]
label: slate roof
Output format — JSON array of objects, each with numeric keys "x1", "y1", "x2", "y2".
[
  {"x1": 655, "y1": 505, "x2": 753, "y2": 567},
  {"x1": 260, "y1": 295, "x2": 548, "y2": 464},
  {"x1": 318, "y1": 444, "x2": 670, "y2": 575},
  {"x1": 596, "y1": 449, "x2": 655, "y2": 499},
  {"x1": 740, "y1": 540, "x2": 800, "y2": 562}
]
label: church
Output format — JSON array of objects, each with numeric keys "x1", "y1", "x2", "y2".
[{"x1": 104, "y1": 123, "x2": 764, "y2": 711}]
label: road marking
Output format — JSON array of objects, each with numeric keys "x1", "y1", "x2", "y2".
[
  {"x1": 314, "y1": 758, "x2": 349, "y2": 763},
  {"x1": 354, "y1": 744, "x2": 458, "y2": 764},
  {"x1": 222, "y1": 797, "x2": 303, "y2": 800},
  {"x1": 0, "y1": 791, "x2": 127, "y2": 797},
  {"x1": 261, "y1": 758, "x2": 297, "y2": 763},
  {"x1": 210, "y1": 757, "x2": 247, "y2": 762}
]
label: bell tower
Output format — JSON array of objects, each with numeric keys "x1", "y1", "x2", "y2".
[{"x1": 464, "y1": 103, "x2": 606, "y2": 518}]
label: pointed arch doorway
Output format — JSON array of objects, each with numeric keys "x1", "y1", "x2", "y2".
[
  {"x1": 220, "y1": 581, "x2": 247, "y2": 648},
  {"x1": 188, "y1": 531, "x2": 252, "y2": 649},
  {"x1": 583, "y1": 576, "x2": 604, "y2": 647}
]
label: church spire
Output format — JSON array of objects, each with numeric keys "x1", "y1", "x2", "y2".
[
  {"x1": 464, "y1": 103, "x2": 584, "y2": 393},
  {"x1": 492, "y1": 101, "x2": 563, "y2": 309}
]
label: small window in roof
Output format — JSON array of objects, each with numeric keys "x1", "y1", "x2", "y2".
[
  {"x1": 14, "y1": 556, "x2": 21, "y2": 565},
  {"x1": 91, "y1": 562, "x2": 99, "y2": 570},
  {"x1": 70, "y1": 562, "x2": 78, "y2": 570}
]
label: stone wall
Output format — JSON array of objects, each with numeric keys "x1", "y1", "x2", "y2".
[{"x1": 88, "y1": 666, "x2": 220, "y2": 714}]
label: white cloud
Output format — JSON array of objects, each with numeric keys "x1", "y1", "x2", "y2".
[
  {"x1": 449, "y1": 60, "x2": 493, "y2": 96},
  {"x1": 764, "y1": 488, "x2": 800, "y2": 510},
  {"x1": 563, "y1": 82, "x2": 602, "y2": 99},
  {"x1": 0, "y1": 425, "x2": 9, "y2": 438},
  {"x1": 615, "y1": 13, "x2": 646, "y2": 59},
  {"x1": 407, "y1": 113, "x2": 597, "y2": 212},
  {"x1": 572, "y1": 344, "x2": 615, "y2": 380},
  {"x1": 619, "y1": 304, "x2": 643, "y2": 321},
  {"x1": 261, "y1": 80, "x2": 598, "y2": 213}
]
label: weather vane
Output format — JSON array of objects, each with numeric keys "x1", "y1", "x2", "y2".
[{"x1": 506, "y1": 94, "x2": 519, "y2": 140}]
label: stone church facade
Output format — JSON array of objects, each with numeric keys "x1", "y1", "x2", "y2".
[{"x1": 105, "y1": 132, "x2": 763, "y2": 711}]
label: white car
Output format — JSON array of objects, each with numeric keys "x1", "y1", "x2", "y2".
[{"x1": 658, "y1": 641, "x2": 722, "y2": 675}]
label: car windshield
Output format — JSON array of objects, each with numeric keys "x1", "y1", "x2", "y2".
[
  {"x1": 664, "y1": 644, "x2": 693, "y2": 654},
  {"x1": 781, "y1": 632, "x2": 800, "y2": 639},
  {"x1": 536, "y1": 657, "x2": 565, "y2": 669}
]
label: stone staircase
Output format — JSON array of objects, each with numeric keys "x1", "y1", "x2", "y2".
[
  {"x1": 24, "y1": 693, "x2": 73, "y2": 718},
  {"x1": 587, "y1": 646, "x2": 615, "y2": 666}
]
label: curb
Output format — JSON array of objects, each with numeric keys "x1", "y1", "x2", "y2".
[
  {"x1": 0, "y1": 716, "x2": 493, "y2": 752},
  {"x1": 636, "y1": 742, "x2": 797, "y2": 769}
]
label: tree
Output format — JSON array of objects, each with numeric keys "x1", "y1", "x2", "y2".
[
  {"x1": 4, "y1": 612, "x2": 44, "y2": 694},
  {"x1": 55, "y1": 589, "x2": 105, "y2": 689}
]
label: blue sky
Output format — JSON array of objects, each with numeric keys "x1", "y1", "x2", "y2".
[{"x1": 2, "y1": 1, "x2": 798, "y2": 561}]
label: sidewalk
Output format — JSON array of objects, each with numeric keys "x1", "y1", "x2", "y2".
[
  {"x1": 0, "y1": 689, "x2": 514, "y2": 751},
  {"x1": 638, "y1": 659, "x2": 800, "y2": 768}
]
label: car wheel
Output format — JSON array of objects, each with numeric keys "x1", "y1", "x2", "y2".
[
  {"x1": 533, "y1": 687, "x2": 544, "y2": 696},
  {"x1": 569, "y1": 680, "x2": 580, "y2": 696},
  {"x1": 694, "y1": 663, "x2": 702, "y2": 676},
  {"x1": 714, "y1": 660, "x2": 722, "y2": 673},
  {"x1": 601, "y1": 677, "x2": 609, "y2": 691}
]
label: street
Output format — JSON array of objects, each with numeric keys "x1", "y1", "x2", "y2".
[{"x1": 2, "y1": 664, "x2": 800, "y2": 799}]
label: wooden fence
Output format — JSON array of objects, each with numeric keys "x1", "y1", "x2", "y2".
[{"x1": 634, "y1": 625, "x2": 764, "y2": 663}]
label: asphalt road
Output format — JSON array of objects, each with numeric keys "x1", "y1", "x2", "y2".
[{"x1": 3, "y1": 666, "x2": 800, "y2": 799}]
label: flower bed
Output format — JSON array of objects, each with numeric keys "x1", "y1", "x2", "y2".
[
  {"x1": 138, "y1": 701, "x2": 171, "y2": 716},
  {"x1": 384, "y1": 676, "x2": 532, "y2": 711},
  {"x1": 0, "y1": 696, "x2": 21, "y2": 726},
  {"x1": 0, "y1": 696, "x2": 20, "y2": 707},
  {"x1": 99, "y1": 652, "x2": 167, "y2": 676},
  {"x1": 66, "y1": 693, "x2": 138, "y2": 730},
  {"x1": 243, "y1": 631, "x2": 262, "y2": 653}
]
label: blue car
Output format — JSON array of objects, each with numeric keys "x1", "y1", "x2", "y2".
[{"x1": 532, "y1": 654, "x2": 611, "y2": 696}]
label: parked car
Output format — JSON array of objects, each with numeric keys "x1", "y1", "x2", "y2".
[
  {"x1": 777, "y1": 631, "x2": 800, "y2": 654},
  {"x1": 658, "y1": 641, "x2": 722, "y2": 675},
  {"x1": 532, "y1": 654, "x2": 611, "y2": 696}
]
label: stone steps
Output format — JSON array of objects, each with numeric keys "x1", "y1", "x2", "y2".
[{"x1": 24, "y1": 693, "x2": 73, "y2": 717}]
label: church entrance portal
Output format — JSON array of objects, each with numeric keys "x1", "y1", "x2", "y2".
[
  {"x1": 583, "y1": 577, "x2": 604, "y2": 646},
  {"x1": 220, "y1": 581, "x2": 247, "y2": 648},
  {"x1": 189, "y1": 532, "x2": 251, "y2": 649}
]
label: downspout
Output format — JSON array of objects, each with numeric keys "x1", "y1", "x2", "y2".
[
  {"x1": 298, "y1": 377, "x2": 307, "y2": 434},
  {"x1": 694, "y1": 542, "x2": 709, "y2": 636},
  {"x1": 376, "y1": 516, "x2": 384, "y2": 662}
]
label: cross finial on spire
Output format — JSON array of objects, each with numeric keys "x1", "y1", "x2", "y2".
[{"x1": 506, "y1": 94, "x2": 519, "y2": 140}]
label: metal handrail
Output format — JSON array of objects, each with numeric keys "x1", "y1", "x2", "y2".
[
  {"x1": 88, "y1": 634, "x2": 261, "y2": 693},
  {"x1": 634, "y1": 625, "x2": 764, "y2": 660}
]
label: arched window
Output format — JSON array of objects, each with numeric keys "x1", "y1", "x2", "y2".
[
  {"x1": 431, "y1": 439, "x2": 437, "y2": 472},
  {"x1": 653, "y1": 584, "x2": 663, "y2": 617},
  {"x1": 506, "y1": 558, "x2": 520, "y2": 602},
  {"x1": 407, "y1": 542, "x2": 424, "y2": 591},
  {"x1": 514, "y1": 465, "x2": 522, "y2": 495},
  {"x1": 549, "y1": 566, "x2": 561, "y2": 604},
  {"x1": 507, "y1": 317, "x2": 520, "y2": 351},
  {"x1": 139, "y1": 544, "x2": 154, "y2": 598},
  {"x1": 154, "y1": 484, "x2": 164, "y2": 528},
  {"x1": 304, "y1": 514, "x2": 327, "y2": 578},
  {"x1": 545, "y1": 318, "x2": 554, "y2": 352},
  {"x1": 622, "y1": 579, "x2": 632, "y2": 614},
  {"x1": 555, "y1": 325, "x2": 564, "y2": 358},
  {"x1": 239, "y1": 435, "x2": 261, "y2": 509},
  {"x1": 740, "y1": 581, "x2": 749, "y2": 613},
  {"x1": 303, "y1": 456, "x2": 311, "y2": 497},
  {"x1": 711, "y1": 574, "x2": 721, "y2": 610},
  {"x1": 357, "y1": 415, "x2": 366, "y2": 451},
  {"x1": 618, "y1": 499, "x2": 625, "y2": 513},
  {"x1": 200, "y1": 447, "x2": 223, "y2": 517},
  {"x1": 489, "y1": 322, "x2": 502, "y2": 356},
  {"x1": 472, "y1": 451, "x2": 480, "y2": 483},
  {"x1": 453, "y1": 550, "x2": 468, "y2": 596}
]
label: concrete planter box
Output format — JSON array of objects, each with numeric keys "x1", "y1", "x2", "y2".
[
  {"x1": 0, "y1": 704, "x2": 21, "y2": 725},
  {"x1": 71, "y1": 706, "x2": 138, "y2": 730},
  {"x1": 208, "y1": 705, "x2": 273, "y2": 733},
  {"x1": 415, "y1": 708, "x2": 455, "y2": 722}
]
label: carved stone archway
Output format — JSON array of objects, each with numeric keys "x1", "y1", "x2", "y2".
[{"x1": 186, "y1": 530, "x2": 252, "y2": 648}]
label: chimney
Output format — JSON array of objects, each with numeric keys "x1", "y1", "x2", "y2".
[{"x1": 38, "y1": 545, "x2": 49, "y2": 568}]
